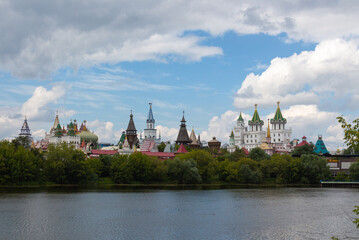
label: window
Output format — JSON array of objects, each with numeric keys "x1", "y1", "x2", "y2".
[
  {"x1": 251, "y1": 140, "x2": 253, "y2": 143},
  {"x1": 278, "y1": 133, "x2": 280, "y2": 136},
  {"x1": 274, "y1": 133, "x2": 275, "y2": 137},
  {"x1": 274, "y1": 139, "x2": 275, "y2": 142},
  {"x1": 278, "y1": 139, "x2": 280, "y2": 142}
]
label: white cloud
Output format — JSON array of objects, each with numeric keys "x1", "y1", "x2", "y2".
[
  {"x1": 86, "y1": 120, "x2": 124, "y2": 143},
  {"x1": 2, "y1": 1, "x2": 359, "y2": 78},
  {"x1": 156, "y1": 125, "x2": 179, "y2": 142},
  {"x1": 21, "y1": 84, "x2": 67, "y2": 119},
  {"x1": 234, "y1": 39, "x2": 359, "y2": 110}
]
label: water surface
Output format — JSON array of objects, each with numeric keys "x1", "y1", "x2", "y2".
[{"x1": 0, "y1": 187, "x2": 358, "y2": 240}]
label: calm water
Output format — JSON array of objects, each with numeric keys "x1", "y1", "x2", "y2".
[{"x1": 0, "y1": 187, "x2": 358, "y2": 240}]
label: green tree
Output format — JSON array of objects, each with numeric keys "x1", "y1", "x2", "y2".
[
  {"x1": 349, "y1": 161, "x2": 359, "y2": 180},
  {"x1": 291, "y1": 144, "x2": 315, "y2": 157},
  {"x1": 353, "y1": 206, "x2": 359, "y2": 228},
  {"x1": 228, "y1": 148, "x2": 247, "y2": 161},
  {"x1": 11, "y1": 136, "x2": 32, "y2": 149},
  {"x1": 177, "y1": 150, "x2": 218, "y2": 182},
  {"x1": 238, "y1": 164, "x2": 262, "y2": 183},
  {"x1": 158, "y1": 142, "x2": 166, "y2": 152},
  {"x1": 167, "y1": 158, "x2": 201, "y2": 184},
  {"x1": 334, "y1": 172, "x2": 349, "y2": 181},
  {"x1": 300, "y1": 154, "x2": 331, "y2": 184},
  {"x1": 337, "y1": 116, "x2": 359, "y2": 152},
  {"x1": 260, "y1": 154, "x2": 291, "y2": 182},
  {"x1": 110, "y1": 155, "x2": 132, "y2": 183},
  {"x1": 249, "y1": 147, "x2": 270, "y2": 162},
  {"x1": 0, "y1": 140, "x2": 42, "y2": 184},
  {"x1": 44, "y1": 143, "x2": 88, "y2": 184}
]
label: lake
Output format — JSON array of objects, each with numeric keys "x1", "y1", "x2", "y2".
[{"x1": 0, "y1": 187, "x2": 358, "y2": 240}]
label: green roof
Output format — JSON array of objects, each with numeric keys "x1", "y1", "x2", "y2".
[
  {"x1": 237, "y1": 112, "x2": 244, "y2": 121},
  {"x1": 272, "y1": 102, "x2": 286, "y2": 121},
  {"x1": 249, "y1": 104, "x2": 263, "y2": 124},
  {"x1": 55, "y1": 123, "x2": 63, "y2": 137}
]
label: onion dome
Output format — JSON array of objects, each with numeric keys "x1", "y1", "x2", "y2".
[{"x1": 77, "y1": 130, "x2": 98, "y2": 143}]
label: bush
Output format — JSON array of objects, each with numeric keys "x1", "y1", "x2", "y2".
[{"x1": 167, "y1": 158, "x2": 202, "y2": 184}]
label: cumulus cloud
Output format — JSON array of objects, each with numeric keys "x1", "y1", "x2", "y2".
[
  {"x1": 156, "y1": 125, "x2": 179, "y2": 142},
  {"x1": 2, "y1": 0, "x2": 359, "y2": 78},
  {"x1": 21, "y1": 84, "x2": 67, "y2": 119},
  {"x1": 86, "y1": 120, "x2": 124, "y2": 143},
  {"x1": 234, "y1": 39, "x2": 359, "y2": 111}
]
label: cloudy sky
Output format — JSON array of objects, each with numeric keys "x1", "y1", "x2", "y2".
[{"x1": 1, "y1": 0, "x2": 359, "y2": 150}]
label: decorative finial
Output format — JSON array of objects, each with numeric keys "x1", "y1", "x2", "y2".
[
  {"x1": 183, "y1": 110, "x2": 185, "y2": 116},
  {"x1": 56, "y1": 110, "x2": 58, "y2": 116},
  {"x1": 149, "y1": 102, "x2": 152, "y2": 108},
  {"x1": 277, "y1": 101, "x2": 280, "y2": 107},
  {"x1": 255, "y1": 104, "x2": 257, "y2": 109}
]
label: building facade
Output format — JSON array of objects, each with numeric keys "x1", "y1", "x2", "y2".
[{"x1": 233, "y1": 102, "x2": 292, "y2": 152}]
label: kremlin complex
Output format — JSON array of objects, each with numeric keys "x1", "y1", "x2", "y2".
[{"x1": 18, "y1": 102, "x2": 330, "y2": 158}]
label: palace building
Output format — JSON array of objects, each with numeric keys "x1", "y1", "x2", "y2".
[{"x1": 233, "y1": 102, "x2": 292, "y2": 153}]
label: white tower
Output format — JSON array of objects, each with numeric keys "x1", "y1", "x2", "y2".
[
  {"x1": 234, "y1": 112, "x2": 245, "y2": 148},
  {"x1": 144, "y1": 103, "x2": 156, "y2": 140}
]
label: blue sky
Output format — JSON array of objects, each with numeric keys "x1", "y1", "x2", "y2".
[{"x1": 1, "y1": 1, "x2": 359, "y2": 150}]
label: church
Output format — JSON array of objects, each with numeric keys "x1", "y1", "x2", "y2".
[{"x1": 232, "y1": 102, "x2": 292, "y2": 153}]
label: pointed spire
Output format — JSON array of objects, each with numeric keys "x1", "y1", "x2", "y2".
[
  {"x1": 237, "y1": 112, "x2": 244, "y2": 122},
  {"x1": 176, "y1": 111, "x2": 191, "y2": 145},
  {"x1": 230, "y1": 130, "x2": 234, "y2": 138},
  {"x1": 127, "y1": 111, "x2": 136, "y2": 131},
  {"x1": 147, "y1": 103, "x2": 155, "y2": 123},
  {"x1": 190, "y1": 128, "x2": 197, "y2": 144},
  {"x1": 51, "y1": 112, "x2": 60, "y2": 132},
  {"x1": 272, "y1": 101, "x2": 285, "y2": 121},
  {"x1": 249, "y1": 104, "x2": 262, "y2": 124},
  {"x1": 267, "y1": 119, "x2": 271, "y2": 138},
  {"x1": 19, "y1": 116, "x2": 31, "y2": 138}
]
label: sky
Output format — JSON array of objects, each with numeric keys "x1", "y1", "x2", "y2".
[{"x1": 1, "y1": 0, "x2": 359, "y2": 150}]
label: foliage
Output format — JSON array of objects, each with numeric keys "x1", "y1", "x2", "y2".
[
  {"x1": 291, "y1": 144, "x2": 315, "y2": 157},
  {"x1": 349, "y1": 161, "x2": 359, "y2": 180},
  {"x1": 300, "y1": 154, "x2": 331, "y2": 184},
  {"x1": 260, "y1": 154, "x2": 290, "y2": 181},
  {"x1": 238, "y1": 164, "x2": 262, "y2": 183},
  {"x1": 337, "y1": 116, "x2": 359, "y2": 152},
  {"x1": 99, "y1": 155, "x2": 113, "y2": 177},
  {"x1": 44, "y1": 142, "x2": 94, "y2": 184},
  {"x1": 0, "y1": 140, "x2": 42, "y2": 184},
  {"x1": 228, "y1": 148, "x2": 247, "y2": 161},
  {"x1": 177, "y1": 150, "x2": 218, "y2": 182},
  {"x1": 353, "y1": 206, "x2": 359, "y2": 228},
  {"x1": 249, "y1": 147, "x2": 270, "y2": 162},
  {"x1": 334, "y1": 172, "x2": 349, "y2": 181},
  {"x1": 158, "y1": 142, "x2": 166, "y2": 152},
  {"x1": 12, "y1": 136, "x2": 32, "y2": 149},
  {"x1": 167, "y1": 158, "x2": 201, "y2": 184}
]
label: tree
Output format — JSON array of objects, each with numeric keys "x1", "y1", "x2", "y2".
[
  {"x1": 353, "y1": 206, "x2": 359, "y2": 228},
  {"x1": 44, "y1": 142, "x2": 88, "y2": 184},
  {"x1": 228, "y1": 148, "x2": 247, "y2": 161},
  {"x1": 12, "y1": 136, "x2": 32, "y2": 149},
  {"x1": 158, "y1": 142, "x2": 166, "y2": 152},
  {"x1": 291, "y1": 144, "x2": 315, "y2": 157},
  {"x1": 167, "y1": 158, "x2": 201, "y2": 184},
  {"x1": 249, "y1": 147, "x2": 270, "y2": 162},
  {"x1": 337, "y1": 116, "x2": 359, "y2": 152},
  {"x1": 300, "y1": 154, "x2": 331, "y2": 184},
  {"x1": 260, "y1": 154, "x2": 290, "y2": 181},
  {"x1": 334, "y1": 172, "x2": 349, "y2": 181},
  {"x1": 110, "y1": 155, "x2": 132, "y2": 183},
  {"x1": 177, "y1": 150, "x2": 218, "y2": 182},
  {"x1": 349, "y1": 161, "x2": 359, "y2": 180}
]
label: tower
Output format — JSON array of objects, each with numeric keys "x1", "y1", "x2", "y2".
[
  {"x1": 19, "y1": 116, "x2": 32, "y2": 140},
  {"x1": 175, "y1": 111, "x2": 191, "y2": 145},
  {"x1": 234, "y1": 112, "x2": 245, "y2": 148},
  {"x1": 270, "y1": 101, "x2": 291, "y2": 145},
  {"x1": 126, "y1": 111, "x2": 138, "y2": 149},
  {"x1": 144, "y1": 103, "x2": 157, "y2": 140}
]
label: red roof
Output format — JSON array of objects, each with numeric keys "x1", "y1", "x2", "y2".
[
  {"x1": 91, "y1": 149, "x2": 118, "y2": 155},
  {"x1": 176, "y1": 144, "x2": 188, "y2": 153},
  {"x1": 142, "y1": 152, "x2": 175, "y2": 158},
  {"x1": 241, "y1": 147, "x2": 249, "y2": 155},
  {"x1": 295, "y1": 140, "x2": 310, "y2": 148}
]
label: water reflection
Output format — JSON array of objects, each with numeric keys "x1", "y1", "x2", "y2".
[{"x1": 0, "y1": 187, "x2": 358, "y2": 240}]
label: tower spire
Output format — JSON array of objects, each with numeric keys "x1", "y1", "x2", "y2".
[{"x1": 267, "y1": 119, "x2": 270, "y2": 138}]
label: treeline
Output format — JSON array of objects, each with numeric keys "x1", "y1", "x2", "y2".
[{"x1": 2, "y1": 139, "x2": 357, "y2": 185}]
